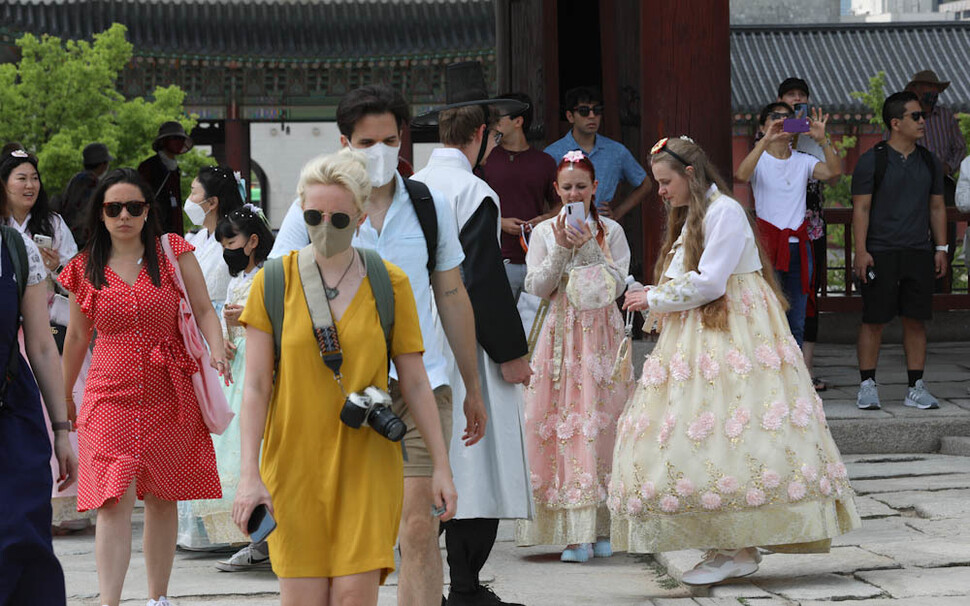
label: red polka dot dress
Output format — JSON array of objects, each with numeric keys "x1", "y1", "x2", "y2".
[{"x1": 59, "y1": 234, "x2": 221, "y2": 511}]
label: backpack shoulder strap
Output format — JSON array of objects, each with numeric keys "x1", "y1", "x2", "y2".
[
  {"x1": 872, "y1": 141, "x2": 888, "y2": 197},
  {"x1": 358, "y1": 247, "x2": 395, "y2": 355},
  {"x1": 1, "y1": 225, "x2": 27, "y2": 301},
  {"x1": 263, "y1": 256, "x2": 286, "y2": 367},
  {"x1": 402, "y1": 178, "x2": 438, "y2": 275},
  {"x1": 916, "y1": 144, "x2": 937, "y2": 175}
]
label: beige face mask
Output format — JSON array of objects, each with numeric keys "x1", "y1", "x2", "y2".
[{"x1": 307, "y1": 217, "x2": 357, "y2": 258}]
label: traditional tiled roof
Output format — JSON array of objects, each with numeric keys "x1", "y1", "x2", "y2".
[
  {"x1": 0, "y1": 0, "x2": 495, "y2": 65},
  {"x1": 731, "y1": 22, "x2": 970, "y2": 115}
]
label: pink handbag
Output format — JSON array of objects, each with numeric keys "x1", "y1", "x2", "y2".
[{"x1": 161, "y1": 235, "x2": 234, "y2": 435}]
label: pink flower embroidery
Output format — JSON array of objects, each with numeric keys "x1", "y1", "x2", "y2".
[
  {"x1": 780, "y1": 341, "x2": 800, "y2": 366},
  {"x1": 788, "y1": 480, "x2": 807, "y2": 501},
  {"x1": 686, "y1": 412, "x2": 716, "y2": 442},
  {"x1": 579, "y1": 472, "x2": 595, "y2": 489},
  {"x1": 582, "y1": 416, "x2": 600, "y2": 439},
  {"x1": 716, "y1": 476, "x2": 740, "y2": 494},
  {"x1": 639, "y1": 482, "x2": 656, "y2": 500},
  {"x1": 724, "y1": 418, "x2": 744, "y2": 438},
  {"x1": 657, "y1": 413, "x2": 677, "y2": 446},
  {"x1": 819, "y1": 477, "x2": 832, "y2": 496},
  {"x1": 762, "y1": 469, "x2": 781, "y2": 489},
  {"x1": 746, "y1": 488, "x2": 766, "y2": 507},
  {"x1": 669, "y1": 353, "x2": 692, "y2": 382},
  {"x1": 733, "y1": 407, "x2": 751, "y2": 425},
  {"x1": 740, "y1": 289, "x2": 755, "y2": 315},
  {"x1": 697, "y1": 352, "x2": 720, "y2": 382},
  {"x1": 608, "y1": 493, "x2": 621, "y2": 511},
  {"x1": 761, "y1": 401, "x2": 789, "y2": 431},
  {"x1": 792, "y1": 397, "x2": 814, "y2": 428},
  {"x1": 626, "y1": 496, "x2": 644, "y2": 514},
  {"x1": 827, "y1": 462, "x2": 848, "y2": 479},
  {"x1": 640, "y1": 356, "x2": 668, "y2": 387},
  {"x1": 801, "y1": 464, "x2": 818, "y2": 482},
  {"x1": 815, "y1": 394, "x2": 827, "y2": 422},
  {"x1": 530, "y1": 472, "x2": 541, "y2": 489},
  {"x1": 557, "y1": 414, "x2": 581, "y2": 440},
  {"x1": 634, "y1": 415, "x2": 651, "y2": 435},
  {"x1": 701, "y1": 491, "x2": 722, "y2": 510},
  {"x1": 538, "y1": 421, "x2": 555, "y2": 441},
  {"x1": 726, "y1": 349, "x2": 753, "y2": 375},
  {"x1": 675, "y1": 478, "x2": 695, "y2": 497},
  {"x1": 618, "y1": 415, "x2": 634, "y2": 437},
  {"x1": 755, "y1": 344, "x2": 781, "y2": 370},
  {"x1": 659, "y1": 495, "x2": 680, "y2": 513},
  {"x1": 566, "y1": 487, "x2": 583, "y2": 504},
  {"x1": 544, "y1": 486, "x2": 558, "y2": 503}
]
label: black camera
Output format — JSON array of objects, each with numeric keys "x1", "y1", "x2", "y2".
[{"x1": 340, "y1": 386, "x2": 406, "y2": 442}]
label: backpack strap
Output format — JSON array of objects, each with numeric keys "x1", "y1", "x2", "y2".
[
  {"x1": 358, "y1": 247, "x2": 395, "y2": 357},
  {"x1": 402, "y1": 178, "x2": 438, "y2": 275},
  {"x1": 1, "y1": 225, "x2": 27, "y2": 405},
  {"x1": 872, "y1": 141, "x2": 888, "y2": 197},
  {"x1": 263, "y1": 256, "x2": 286, "y2": 367}
]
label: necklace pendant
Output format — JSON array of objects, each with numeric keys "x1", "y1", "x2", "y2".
[{"x1": 325, "y1": 286, "x2": 339, "y2": 300}]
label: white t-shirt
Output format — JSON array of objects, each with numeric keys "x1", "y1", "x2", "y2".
[{"x1": 749, "y1": 150, "x2": 818, "y2": 241}]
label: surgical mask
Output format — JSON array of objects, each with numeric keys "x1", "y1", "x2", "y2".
[
  {"x1": 921, "y1": 91, "x2": 939, "y2": 111},
  {"x1": 222, "y1": 246, "x2": 250, "y2": 276},
  {"x1": 307, "y1": 215, "x2": 357, "y2": 258},
  {"x1": 358, "y1": 143, "x2": 399, "y2": 187},
  {"x1": 184, "y1": 197, "x2": 208, "y2": 227}
]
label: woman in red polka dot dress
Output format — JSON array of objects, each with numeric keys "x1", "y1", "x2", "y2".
[{"x1": 59, "y1": 168, "x2": 229, "y2": 606}]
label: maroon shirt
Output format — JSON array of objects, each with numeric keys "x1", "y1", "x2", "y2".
[{"x1": 482, "y1": 146, "x2": 558, "y2": 264}]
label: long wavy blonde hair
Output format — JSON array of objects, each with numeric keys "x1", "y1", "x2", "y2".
[{"x1": 651, "y1": 137, "x2": 787, "y2": 330}]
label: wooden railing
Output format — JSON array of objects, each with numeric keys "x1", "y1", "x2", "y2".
[{"x1": 818, "y1": 208, "x2": 970, "y2": 312}]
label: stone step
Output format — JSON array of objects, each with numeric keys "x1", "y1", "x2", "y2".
[{"x1": 940, "y1": 436, "x2": 970, "y2": 457}]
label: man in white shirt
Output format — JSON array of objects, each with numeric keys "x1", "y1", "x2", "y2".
[{"x1": 735, "y1": 101, "x2": 841, "y2": 346}]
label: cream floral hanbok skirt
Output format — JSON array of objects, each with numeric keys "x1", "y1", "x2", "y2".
[{"x1": 609, "y1": 272, "x2": 860, "y2": 554}]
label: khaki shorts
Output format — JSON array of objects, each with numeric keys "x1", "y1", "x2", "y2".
[{"x1": 389, "y1": 379, "x2": 452, "y2": 477}]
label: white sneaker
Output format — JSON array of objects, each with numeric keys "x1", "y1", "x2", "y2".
[
  {"x1": 680, "y1": 548, "x2": 760, "y2": 586},
  {"x1": 147, "y1": 597, "x2": 172, "y2": 606},
  {"x1": 215, "y1": 541, "x2": 271, "y2": 572}
]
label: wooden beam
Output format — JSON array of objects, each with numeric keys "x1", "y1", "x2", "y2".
[{"x1": 541, "y1": 0, "x2": 560, "y2": 147}]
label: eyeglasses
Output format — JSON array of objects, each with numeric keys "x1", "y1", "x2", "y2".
[
  {"x1": 768, "y1": 112, "x2": 794, "y2": 121},
  {"x1": 906, "y1": 111, "x2": 928, "y2": 122},
  {"x1": 650, "y1": 137, "x2": 692, "y2": 168},
  {"x1": 304, "y1": 210, "x2": 353, "y2": 229},
  {"x1": 571, "y1": 104, "x2": 604, "y2": 117},
  {"x1": 103, "y1": 201, "x2": 147, "y2": 218}
]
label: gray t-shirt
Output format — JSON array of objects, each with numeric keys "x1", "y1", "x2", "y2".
[{"x1": 851, "y1": 144, "x2": 943, "y2": 252}]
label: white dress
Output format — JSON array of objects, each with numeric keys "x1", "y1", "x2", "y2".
[
  {"x1": 185, "y1": 228, "x2": 230, "y2": 313},
  {"x1": 609, "y1": 187, "x2": 860, "y2": 554}
]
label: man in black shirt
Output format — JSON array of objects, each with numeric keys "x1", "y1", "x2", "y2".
[{"x1": 851, "y1": 91, "x2": 947, "y2": 411}]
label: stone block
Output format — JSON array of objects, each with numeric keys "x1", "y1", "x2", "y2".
[
  {"x1": 871, "y1": 489, "x2": 970, "y2": 519},
  {"x1": 756, "y1": 546, "x2": 896, "y2": 577},
  {"x1": 821, "y1": 400, "x2": 893, "y2": 419},
  {"x1": 852, "y1": 495, "x2": 899, "y2": 518},
  {"x1": 845, "y1": 454, "x2": 970, "y2": 479},
  {"x1": 861, "y1": 538, "x2": 970, "y2": 568},
  {"x1": 831, "y1": 516, "x2": 922, "y2": 547},
  {"x1": 851, "y1": 473, "x2": 970, "y2": 495},
  {"x1": 707, "y1": 580, "x2": 775, "y2": 599},
  {"x1": 940, "y1": 435, "x2": 970, "y2": 456},
  {"x1": 799, "y1": 598, "x2": 970, "y2": 606},
  {"x1": 905, "y1": 516, "x2": 970, "y2": 539},
  {"x1": 857, "y1": 567, "x2": 970, "y2": 598},
  {"x1": 754, "y1": 573, "x2": 883, "y2": 600}
]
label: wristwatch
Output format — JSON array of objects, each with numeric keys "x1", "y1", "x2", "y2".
[
  {"x1": 51, "y1": 421, "x2": 72, "y2": 432},
  {"x1": 936, "y1": 245, "x2": 949, "y2": 253}
]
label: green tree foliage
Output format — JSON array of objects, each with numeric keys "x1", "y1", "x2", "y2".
[
  {"x1": 0, "y1": 23, "x2": 213, "y2": 197},
  {"x1": 850, "y1": 71, "x2": 888, "y2": 128}
]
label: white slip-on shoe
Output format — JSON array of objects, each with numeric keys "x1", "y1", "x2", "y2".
[{"x1": 680, "y1": 548, "x2": 759, "y2": 586}]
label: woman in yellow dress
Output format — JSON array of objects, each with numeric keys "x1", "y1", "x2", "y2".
[{"x1": 232, "y1": 149, "x2": 457, "y2": 606}]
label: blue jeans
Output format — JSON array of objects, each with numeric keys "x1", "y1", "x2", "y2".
[{"x1": 776, "y1": 242, "x2": 813, "y2": 348}]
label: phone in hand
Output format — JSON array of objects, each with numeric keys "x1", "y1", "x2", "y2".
[
  {"x1": 783, "y1": 117, "x2": 810, "y2": 133},
  {"x1": 793, "y1": 103, "x2": 809, "y2": 120},
  {"x1": 247, "y1": 504, "x2": 277, "y2": 543},
  {"x1": 32, "y1": 234, "x2": 53, "y2": 249},
  {"x1": 564, "y1": 202, "x2": 586, "y2": 233}
]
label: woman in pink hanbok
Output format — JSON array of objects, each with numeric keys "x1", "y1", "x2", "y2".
[{"x1": 515, "y1": 151, "x2": 632, "y2": 563}]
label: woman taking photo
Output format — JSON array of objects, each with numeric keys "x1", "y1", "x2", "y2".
[
  {"x1": 232, "y1": 150, "x2": 457, "y2": 606},
  {"x1": 0, "y1": 175, "x2": 76, "y2": 605},
  {"x1": 515, "y1": 151, "x2": 632, "y2": 563},
  {"x1": 609, "y1": 136, "x2": 859, "y2": 586},
  {"x1": 60, "y1": 168, "x2": 229, "y2": 606}
]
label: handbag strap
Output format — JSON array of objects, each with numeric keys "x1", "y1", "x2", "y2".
[{"x1": 160, "y1": 234, "x2": 186, "y2": 297}]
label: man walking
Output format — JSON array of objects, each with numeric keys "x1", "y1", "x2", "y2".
[
  {"x1": 58, "y1": 142, "x2": 113, "y2": 246},
  {"x1": 852, "y1": 91, "x2": 947, "y2": 411},
  {"x1": 138, "y1": 121, "x2": 194, "y2": 235},
  {"x1": 412, "y1": 62, "x2": 533, "y2": 606}
]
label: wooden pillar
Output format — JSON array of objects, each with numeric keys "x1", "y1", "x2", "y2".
[
  {"x1": 541, "y1": 0, "x2": 560, "y2": 146},
  {"x1": 598, "y1": 0, "x2": 621, "y2": 141},
  {"x1": 224, "y1": 117, "x2": 251, "y2": 203},
  {"x1": 639, "y1": 0, "x2": 732, "y2": 280}
]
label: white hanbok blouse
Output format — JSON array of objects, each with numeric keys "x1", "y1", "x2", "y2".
[{"x1": 185, "y1": 228, "x2": 230, "y2": 311}]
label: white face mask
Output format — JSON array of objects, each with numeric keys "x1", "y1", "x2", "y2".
[
  {"x1": 357, "y1": 142, "x2": 400, "y2": 188},
  {"x1": 184, "y1": 197, "x2": 208, "y2": 227}
]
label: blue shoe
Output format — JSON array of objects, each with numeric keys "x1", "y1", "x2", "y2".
[
  {"x1": 593, "y1": 539, "x2": 612, "y2": 558},
  {"x1": 560, "y1": 543, "x2": 593, "y2": 563}
]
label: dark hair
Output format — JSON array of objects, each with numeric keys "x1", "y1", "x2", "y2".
[
  {"x1": 497, "y1": 92, "x2": 534, "y2": 133},
  {"x1": 882, "y1": 91, "x2": 920, "y2": 130},
  {"x1": 215, "y1": 205, "x2": 275, "y2": 274},
  {"x1": 84, "y1": 162, "x2": 106, "y2": 172},
  {"x1": 83, "y1": 168, "x2": 163, "y2": 289},
  {"x1": 758, "y1": 101, "x2": 794, "y2": 126},
  {"x1": 564, "y1": 86, "x2": 602, "y2": 113},
  {"x1": 0, "y1": 152, "x2": 54, "y2": 238},
  {"x1": 197, "y1": 165, "x2": 245, "y2": 222},
  {"x1": 336, "y1": 85, "x2": 410, "y2": 139},
  {"x1": 1, "y1": 142, "x2": 25, "y2": 157}
]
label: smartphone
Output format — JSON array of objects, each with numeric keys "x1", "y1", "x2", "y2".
[
  {"x1": 793, "y1": 103, "x2": 809, "y2": 120},
  {"x1": 564, "y1": 202, "x2": 586, "y2": 233},
  {"x1": 783, "y1": 117, "x2": 810, "y2": 133},
  {"x1": 32, "y1": 234, "x2": 53, "y2": 249},
  {"x1": 431, "y1": 504, "x2": 447, "y2": 518},
  {"x1": 247, "y1": 504, "x2": 277, "y2": 543}
]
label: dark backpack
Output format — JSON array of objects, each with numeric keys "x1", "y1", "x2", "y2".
[
  {"x1": 401, "y1": 178, "x2": 438, "y2": 275},
  {"x1": 1, "y1": 225, "x2": 28, "y2": 405},
  {"x1": 872, "y1": 141, "x2": 936, "y2": 197}
]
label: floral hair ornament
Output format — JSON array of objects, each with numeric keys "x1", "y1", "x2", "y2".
[
  {"x1": 10, "y1": 150, "x2": 28, "y2": 158},
  {"x1": 562, "y1": 149, "x2": 586, "y2": 170},
  {"x1": 238, "y1": 202, "x2": 271, "y2": 228},
  {"x1": 650, "y1": 137, "x2": 692, "y2": 168}
]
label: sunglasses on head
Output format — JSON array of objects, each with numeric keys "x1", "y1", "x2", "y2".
[
  {"x1": 103, "y1": 201, "x2": 147, "y2": 218},
  {"x1": 906, "y1": 110, "x2": 928, "y2": 122},
  {"x1": 572, "y1": 104, "x2": 604, "y2": 117},
  {"x1": 304, "y1": 210, "x2": 353, "y2": 229}
]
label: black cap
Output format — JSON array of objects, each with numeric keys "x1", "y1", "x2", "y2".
[
  {"x1": 82, "y1": 142, "x2": 113, "y2": 166},
  {"x1": 777, "y1": 77, "x2": 810, "y2": 99}
]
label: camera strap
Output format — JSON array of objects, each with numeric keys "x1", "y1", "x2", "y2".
[{"x1": 297, "y1": 245, "x2": 348, "y2": 395}]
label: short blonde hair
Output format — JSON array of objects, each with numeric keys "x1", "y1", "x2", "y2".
[{"x1": 297, "y1": 148, "x2": 372, "y2": 212}]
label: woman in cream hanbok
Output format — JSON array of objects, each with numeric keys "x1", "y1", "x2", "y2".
[
  {"x1": 516, "y1": 151, "x2": 633, "y2": 563},
  {"x1": 610, "y1": 136, "x2": 859, "y2": 586}
]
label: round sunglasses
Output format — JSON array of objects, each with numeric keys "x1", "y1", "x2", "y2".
[
  {"x1": 304, "y1": 209, "x2": 353, "y2": 229},
  {"x1": 103, "y1": 201, "x2": 148, "y2": 218}
]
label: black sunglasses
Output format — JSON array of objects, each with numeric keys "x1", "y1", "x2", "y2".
[
  {"x1": 572, "y1": 104, "x2": 604, "y2": 117},
  {"x1": 103, "y1": 201, "x2": 147, "y2": 218},
  {"x1": 906, "y1": 111, "x2": 928, "y2": 122},
  {"x1": 304, "y1": 210, "x2": 352, "y2": 229},
  {"x1": 768, "y1": 112, "x2": 794, "y2": 121}
]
